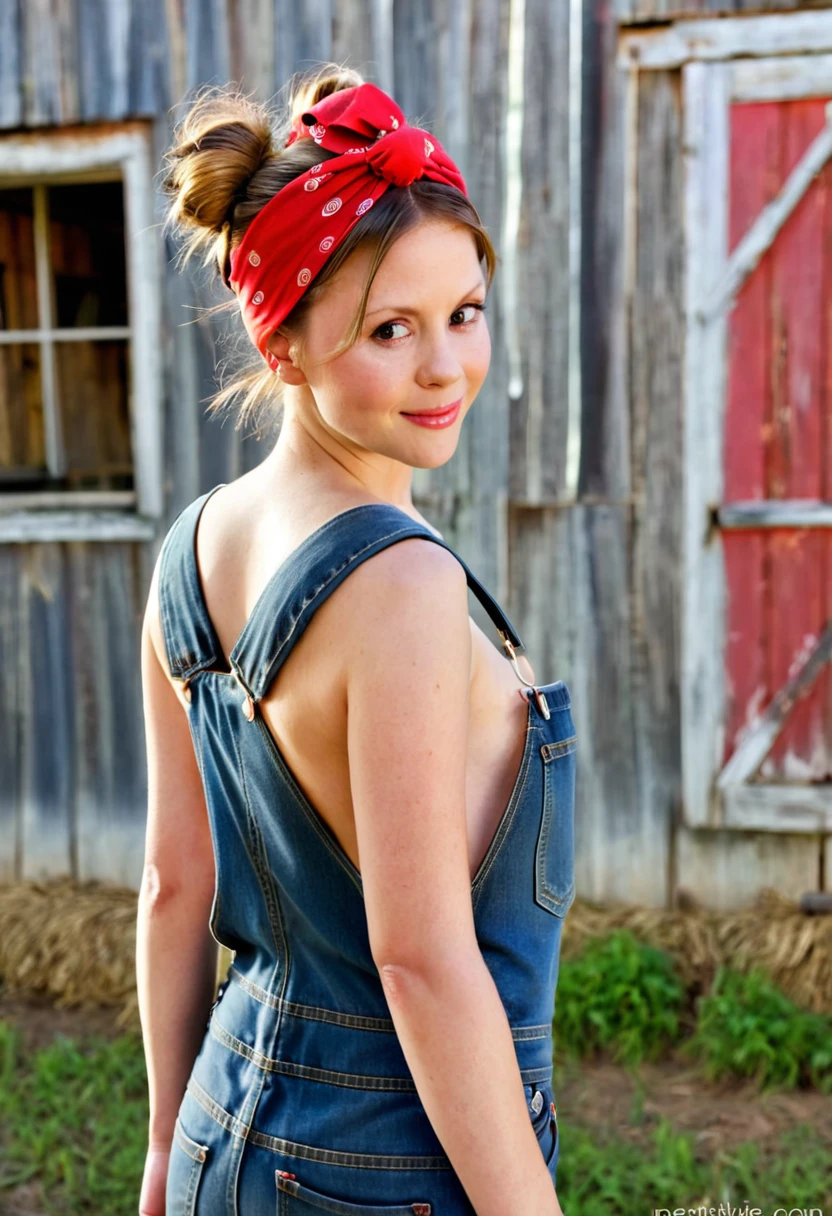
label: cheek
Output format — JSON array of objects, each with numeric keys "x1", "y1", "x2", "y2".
[
  {"x1": 467, "y1": 324, "x2": 491, "y2": 382},
  {"x1": 337, "y1": 348, "x2": 406, "y2": 403}
]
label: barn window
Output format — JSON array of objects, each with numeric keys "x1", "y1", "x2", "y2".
[{"x1": 0, "y1": 126, "x2": 161, "y2": 541}]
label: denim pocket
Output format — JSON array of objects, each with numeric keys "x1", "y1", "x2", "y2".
[
  {"x1": 276, "y1": 1171, "x2": 432, "y2": 1214},
  {"x1": 166, "y1": 1116, "x2": 209, "y2": 1216},
  {"x1": 534, "y1": 735, "x2": 577, "y2": 918}
]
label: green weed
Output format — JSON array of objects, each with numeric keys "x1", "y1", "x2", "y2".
[
  {"x1": 683, "y1": 966, "x2": 832, "y2": 1092},
  {"x1": 0, "y1": 1019, "x2": 148, "y2": 1214},
  {"x1": 554, "y1": 930, "x2": 686, "y2": 1067}
]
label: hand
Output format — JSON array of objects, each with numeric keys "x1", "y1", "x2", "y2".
[{"x1": 138, "y1": 1145, "x2": 170, "y2": 1216}]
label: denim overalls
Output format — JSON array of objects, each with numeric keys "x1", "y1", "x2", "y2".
[{"x1": 158, "y1": 483, "x2": 577, "y2": 1215}]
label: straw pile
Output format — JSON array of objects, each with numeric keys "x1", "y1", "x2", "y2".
[
  {"x1": 0, "y1": 879, "x2": 831, "y2": 1030},
  {"x1": 563, "y1": 887, "x2": 832, "y2": 1015}
]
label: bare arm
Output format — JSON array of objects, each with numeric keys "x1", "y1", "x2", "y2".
[
  {"x1": 136, "y1": 555, "x2": 219, "y2": 1155},
  {"x1": 341, "y1": 539, "x2": 562, "y2": 1216}
]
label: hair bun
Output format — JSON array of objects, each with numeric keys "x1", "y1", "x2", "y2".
[{"x1": 163, "y1": 89, "x2": 274, "y2": 236}]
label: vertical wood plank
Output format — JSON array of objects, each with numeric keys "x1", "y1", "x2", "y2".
[
  {"x1": 185, "y1": 0, "x2": 230, "y2": 88},
  {"x1": 79, "y1": 0, "x2": 129, "y2": 120},
  {"x1": 629, "y1": 68, "x2": 684, "y2": 904},
  {"x1": 509, "y1": 503, "x2": 668, "y2": 904},
  {"x1": 461, "y1": 0, "x2": 511, "y2": 596},
  {"x1": 129, "y1": 0, "x2": 172, "y2": 115},
  {"x1": 332, "y1": 0, "x2": 379, "y2": 84},
  {"x1": 0, "y1": 548, "x2": 23, "y2": 880},
  {"x1": 21, "y1": 0, "x2": 66, "y2": 125},
  {"x1": 391, "y1": 0, "x2": 439, "y2": 128},
  {"x1": 578, "y1": 1, "x2": 631, "y2": 499},
  {"x1": 512, "y1": 0, "x2": 571, "y2": 503},
  {"x1": 229, "y1": 0, "x2": 274, "y2": 98},
  {"x1": 272, "y1": 0, "x2": 331, "y2": 90},
  {"x1": 681, "y1": 59, "x2": 730, "y2": 827},
  {"x1": 766, "y1": 99, "x2": 830, "y2": 779},
  {"x1": 20, "y1": 544, "x2": 75, "y2": 878},
  {"x1": 0, "y1": 0, "x2": 23, "y2": 129},
  {"x1": 70, "y1": 543, "x2": 148, "y2": 887},
  {"x1": 722, "y1": 101, "x2": 777, "y2": 775}
]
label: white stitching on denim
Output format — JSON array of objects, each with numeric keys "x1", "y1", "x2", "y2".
[
  {"x1": 209, "y1": 1016, "x2": 417, "y2": 1088},
  {"x1": 535, "y1": 747, "x2": 576, "y2": 915},
  {"x1": 228, "y1": 966, "x2": 397, "y2": 1029},
  {"x1": 225, "y1": 965, "x2": 553, "y2": 1040},
  {"x1": 253, "y1": 713, "x2": 364, "y2": 894},
  {"x1": 231, "y1": 727, "x2": 287, "y2": 958},
  {"x1": 258, "y1": 524, "x2": 425, "y2": 682},
  {"x1": 541, "y1": 735, "x2": 578, "y2": 762},
  {"x1": 471, "y1": 716, "x2": 537, "y2": 904}
]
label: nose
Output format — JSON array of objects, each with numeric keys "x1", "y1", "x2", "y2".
[{"x1": 415, "y1": 330, "x2": 463, "y2": 390}]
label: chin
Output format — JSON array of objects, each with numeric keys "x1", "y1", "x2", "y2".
[{"x1": 406, "y1": 440, "x2": 462, "y2": 471}]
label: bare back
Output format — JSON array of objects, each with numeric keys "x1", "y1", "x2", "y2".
[{"x1": 152, "y1": 470, "x2": 535, "y2": 883}]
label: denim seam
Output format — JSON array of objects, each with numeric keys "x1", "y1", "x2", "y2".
[
  {"x1": 188, "y1": 1078, "x2": 448, "y2": 1169},
  {"x1": 471, "y1": 722, "x2": 537, "y2": 908},
  {"x1": 230, "y1": 727, "x2": 287, "y2": 961},
  {"x1": 174, "y1": 1116, "x2": 208, "y2": 1162},
  {"x1": 209, "y1": 1016, "x2": 417, "y2": 1088},
  {"x1": 258, "y1": 525, "x2": 485, "y2": 683},
  {"x1": 269, "y1": 1139, "x2": 450, "y2": 1170},
  {"x1": 158, "y1": 515, "x2": 184, "y2": 677},
  {"x1": 228, "y1": 967, "x2": 397, "y2": 1029},
  {"x1": 541, "y1": 735, "x2": 578, "y2": 762},
  {"x1": 252, "y1": 713, "x2": 364, "y2": 896},
  {"x1": 226, "y1": 966, "x2": 552, "y2": 1040},
  {"x1": 225, "y1": 729, "x2": 293, "y2": 1212},
  {"x1": 159, "y1": 502, "x2": 220, "y2": 679},
  {"x1": 535, "y1": 748, "x2": 576, "y2": 914},
  {"x1": 208, "y1": 1014, "x2": 553, "y2": 1089}
]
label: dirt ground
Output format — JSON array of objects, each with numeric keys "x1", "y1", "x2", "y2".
[
  {"x1": 2, "y1": 992, "x2": 832, "y2": 1212},
  {"x1": 555, "y1": 1051, "x2": 832, "y2": 1157}
]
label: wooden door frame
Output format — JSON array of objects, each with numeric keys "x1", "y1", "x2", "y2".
[{"x1": 682, "y1": 45, "x2": 832, "y2": 832}]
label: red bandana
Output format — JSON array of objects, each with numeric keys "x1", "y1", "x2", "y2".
[{"x1": 228, "y1": 82, "x2": 468, "y2": 370}]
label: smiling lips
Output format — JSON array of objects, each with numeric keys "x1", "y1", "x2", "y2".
[{"x1": 401, "y1": 397, "x2": 462, "y2": 429}]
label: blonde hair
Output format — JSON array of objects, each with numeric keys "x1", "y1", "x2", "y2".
[{"x1": 163, "y1": 64, "x2": 497, "y2": 432}]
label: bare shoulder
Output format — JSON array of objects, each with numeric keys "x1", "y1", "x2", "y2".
[{"x1": 337, "y1": 534, "x2": 468, "y2": 638}]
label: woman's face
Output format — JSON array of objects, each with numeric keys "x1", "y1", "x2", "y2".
[{"x1": 279, "y1": 219, "x2": 491, "y2": 470}]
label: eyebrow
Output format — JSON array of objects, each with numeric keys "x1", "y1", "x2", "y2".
[{"x1": 364, "y1": 282, "x2": 487, "y2": 319}]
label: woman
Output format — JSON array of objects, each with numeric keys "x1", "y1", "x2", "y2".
[{"x1": 137, "y1": 64, "x2": 576, "y2": 1216}]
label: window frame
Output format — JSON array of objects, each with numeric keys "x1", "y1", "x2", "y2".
[{"x1": 0, "y1": 123, "x2": 162, "y2": 541}]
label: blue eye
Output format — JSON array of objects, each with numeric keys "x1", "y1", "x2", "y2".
[{"x1": 372, "y1": 302, "x2": 487, "y2": 344}]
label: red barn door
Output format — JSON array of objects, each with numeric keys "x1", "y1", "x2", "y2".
[{"x1": 683, "y1": 60, "x2": 832, "y2": 831}]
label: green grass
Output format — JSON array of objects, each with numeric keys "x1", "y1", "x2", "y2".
[
  {"x1": 0, "y1": 1019, "x2": 149, "y2": 1215},
  {"x1": 554, "y1": 930, "x2": 687, "y2": 1067},
  {"x1": 682, "y1": 965, "x2": 832, "y2": 1093},
  {"x1": 555, "y1": 1119, "x2": 832, "y2": 1213}
]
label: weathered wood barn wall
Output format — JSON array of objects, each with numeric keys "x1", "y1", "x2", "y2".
[{"x1": 1, "y1": 0, "x2": 830, "y2": 909}]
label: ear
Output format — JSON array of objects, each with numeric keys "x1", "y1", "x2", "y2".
[{"x1": 266, "y1": 331, "x2": 307, "y2": 386}]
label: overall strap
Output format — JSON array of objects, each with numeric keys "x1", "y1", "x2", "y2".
[
  {"x1": 230, "y1": 503, "x2": 527, "y2": 704},
  {"x1": 156, "y1": 483, "x2": 227, "y2": 681}
]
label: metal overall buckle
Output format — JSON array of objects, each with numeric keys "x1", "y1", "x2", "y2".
[{"x1": 499, "y1": 634, "x2": 550, "y2": 720}]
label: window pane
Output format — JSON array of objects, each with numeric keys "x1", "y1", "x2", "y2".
[
  {"x1": 0, "y1": 188, "x2": 38, "y2": 331},
  {"x1": 49, "y1": 182, "x2": 128, "y2": 328},
  {"x1": 0, "y1": 344, "x2": 45, "y2": 475},
  {"x1": 55, "y1": 340, "x2": 132, "y2": 489}
]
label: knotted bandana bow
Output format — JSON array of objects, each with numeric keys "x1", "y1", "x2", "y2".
[{"x1": 228, "y1": 82, "x2": 468, "y2": 370}]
